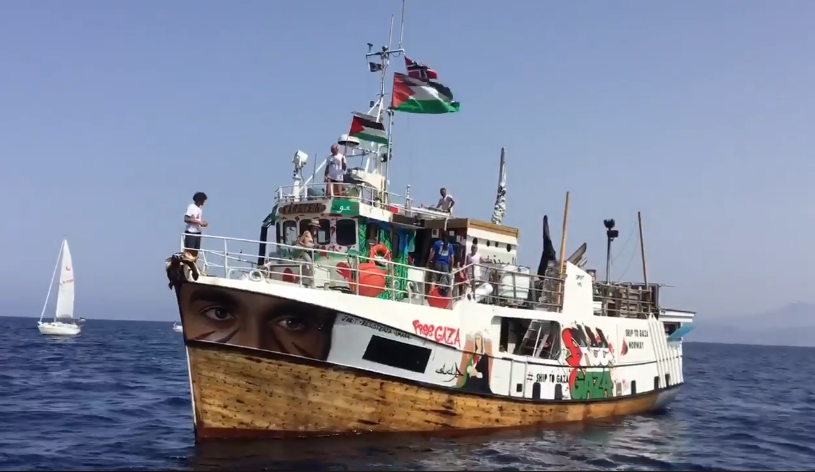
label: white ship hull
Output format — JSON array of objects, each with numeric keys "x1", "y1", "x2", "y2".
[
  {"x1": 38, "y1": 321, "x2": 81, "y2": 336},
  {"x1": 168, "y1": 253, "x2": 692, "y2": 441}
]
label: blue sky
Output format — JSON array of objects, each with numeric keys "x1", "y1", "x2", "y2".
[{"x1": 2, "y1": 0, "x2": 813, "y2": 321}]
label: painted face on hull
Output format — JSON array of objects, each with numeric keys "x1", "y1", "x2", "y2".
[{"x1": 178, "y1": 284, "x2": 336, "y2": 360}]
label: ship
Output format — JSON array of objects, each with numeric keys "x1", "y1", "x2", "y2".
[{"x1": 164, "y1": 3, "x2": 695, "y2": 441}]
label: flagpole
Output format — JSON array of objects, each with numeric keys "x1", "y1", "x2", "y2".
[
  {"x1": 384, "y1": 109, "x2": 394, "y2": 200},
  {"x1": 385, "y1": 0, "x2": 406, "y2": 198},
  {"x1": 364, "y1": 0, "x2": 406, "y2": 198}
]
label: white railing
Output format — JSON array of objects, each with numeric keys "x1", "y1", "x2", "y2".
[
  {"x1": 178, "y1": 233, "x2": 564, "y2": 310},
  {"x1": 275, "y1": 182, "x2": 453, "y2": 221}
]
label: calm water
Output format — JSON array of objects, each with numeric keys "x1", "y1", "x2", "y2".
[{"x1": 0, "y1": 316, "x2": 813, "y2": 471}]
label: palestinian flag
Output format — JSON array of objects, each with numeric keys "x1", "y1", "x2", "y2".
[
  {"x1": 390, "y1": 72, "x2": 461, "y2": 115},
  {"x1": 349, "y1": 112, "x2": 388, "y2": 145}
]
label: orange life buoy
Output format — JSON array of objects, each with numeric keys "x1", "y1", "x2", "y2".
[{"x1": 369, "y1": 244, "x2": 391, "y2": 261}]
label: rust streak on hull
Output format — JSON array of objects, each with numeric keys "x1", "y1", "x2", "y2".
[{"x1": 187, "y1": 341, "x2": 680, "y2": 442}]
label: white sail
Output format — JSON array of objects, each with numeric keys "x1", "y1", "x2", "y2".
[{"x1": 55, "y1": 239, "x2": 75, "y2": 321}]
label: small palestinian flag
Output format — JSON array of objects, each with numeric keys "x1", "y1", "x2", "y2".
[{"x1": 349, "y1": 112, "x2": 388, "y2": 145}]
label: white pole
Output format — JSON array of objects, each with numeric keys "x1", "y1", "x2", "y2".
[{"x1": 39, "y1": 239, "x2": 64, "y2": 323}]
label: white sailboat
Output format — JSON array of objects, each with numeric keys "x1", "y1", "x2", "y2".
[
  {"x1": 172, "y1": 321, "x2": 183, "y2": 333},
  {"x1": 38, "y1": 239, "x2": 81, "y2": 336}
]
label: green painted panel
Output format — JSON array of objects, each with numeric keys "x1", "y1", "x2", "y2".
[{"x1": 330, "y1": 199, "x2": 359, "y2": 216}]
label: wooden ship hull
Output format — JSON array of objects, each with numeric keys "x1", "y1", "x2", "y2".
[
  {"x1": 187, "y1": 338, "x2": 680, "y2": 440},
  {"x1": 168, "y1": 264, "x2": 690, "y2": 442}
]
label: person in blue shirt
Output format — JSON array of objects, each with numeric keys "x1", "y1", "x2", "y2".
[{"x1": 428, "y1": 232, "x2": 455, "y2": 293}]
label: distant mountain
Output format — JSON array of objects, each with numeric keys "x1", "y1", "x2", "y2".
[{"x1": 690, "y1": 302, "x2": 815, "y2": 347}]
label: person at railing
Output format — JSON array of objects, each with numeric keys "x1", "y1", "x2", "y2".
[
  {"x1": 296, "y1": 219, "x2": 320, "y2": 285},
  {"x1": 465, "y1": 238, "x2": 483, "y2": 283},
  {"x1": 183, "y1": 192, "x2": 208, "y2": 261},
  {"x1": 433, "y1": 187, "x2": 456, "y2": 214},
  {"x1": 427, "y1": 232, "x2": 455, "y2": 294},
  {"x1": 324, "y1": 144, "x2": 347, "y2": 198}
]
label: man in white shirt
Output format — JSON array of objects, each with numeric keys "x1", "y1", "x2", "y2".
[
  {"x1": 324, "y1": 144, "x2": 347, "y2": 198},
  {"x1": 183, "y1": 192, "x2": 209, "y2": 261},
  {"x1": 466, "y1": 238, "x2": 483, "y2": 282},
  {"x1": 436, "y1": 187, "x2": 455, "y2": 214}
]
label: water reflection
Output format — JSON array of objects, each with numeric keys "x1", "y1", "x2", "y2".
[{"x1": 187, "y1": 413, "x2": 690, "y2": 471}]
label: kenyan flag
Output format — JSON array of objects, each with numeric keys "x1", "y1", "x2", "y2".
[{"x1": 390, "y1": 72, "x2": 461, "y2": 114}]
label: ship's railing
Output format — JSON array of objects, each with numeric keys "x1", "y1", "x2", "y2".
[
  {"x1": 592, "y1": 281, "x2": 657, "y2": 319},
  {"x1": 275, "y1": 182, "x2": 453, "y2": 221},
  {"x1": 180, "y1": 233, "x2": 466, "y2": 306},
  {"x1": 459, "y1": 263, "x2": 563, "y2": 312},
  {"x1": 178, "y1": 234, "x2": 565, "y2": 310}
]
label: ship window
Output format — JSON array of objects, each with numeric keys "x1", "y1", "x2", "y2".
[
  {"x1": 665, "y1": 373, "x2": 671, "y2": 387},
  {"x1": 506, "y1": 244, "x2": 513, "y2": 252},
  {"x1": 392, "y1": 232, "x2": 401, "y2": 259},
  {"x1": 275, "y1": 222, "x2": 282, "y2": 243},
  {"x1": 317, "y1": 219, "x2": 330, "y2": 245},
  {"x1": 486, "y1": 240, "x2": 491, "y2": 247},
  {"x1": 362, "y1": 335, "x2": 430, "y2": 373},
  {"x1": 654, "y1": 376, "x2": 660, "y2": 390},
  {"x1": 282, "y1": 220, "x2": 298, "y2": 246},
  {"x1": 336, "y1": 219, "x2": 356, "y2": 247},
  {"x1": 498, "y1": 317, "x2": 561, "y2": 359},
  {"x1": 366, "y1": 223, "x2": 379, "y2": 244}
]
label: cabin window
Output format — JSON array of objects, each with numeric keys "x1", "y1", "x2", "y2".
[
  {"x1": 497, "y1": 317, "x2": 561, "y2": 360},
  {"x1": 336, "y1": 219, "x2": 356, "y2": 247},
  {"x1": 554, "y1": 384, "x2": 563, "y2": 400},
  {"x1": 486, "y1": 240, "x2": 491, "y2": 247},
  {"x1": 317, "y1": 218, "x2": 330, "y2": 245},
  {"x1": 362, "y1": 335, "x2": 431, "y2": 373},
  {"x1": 506, "y1": 244, "x2": 513, "y2": 252},
  {"x1": 282, "y1": 220, "x2": 298, "y2": 246},
  {"x1": 532, "y1": 382, "x2": 541, "y2": 400},
  {"x1": 275, "y1": 222, "x2": 282, "y2": 243},
  {"x1": 392, "y1": 232, "x2": 401, "y2": 259},
  {"x1": 631, "y1": 380, "x2": 637, "y2": 395},
  {"x1": 654, "y1": 376, "x2": 660, "y2": 390},
  {"x1": 665, "y1": 373, "x2": 671, "y2": 387},
  {"x1": 366, "y1": 223, "x2": 379, "y2": 245},
  {"x1": 298, "y1": 219, "x2": 310, "y2": 237}
]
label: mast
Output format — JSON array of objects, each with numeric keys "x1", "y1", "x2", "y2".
[
  {"x1": 39, "y1": 239, "x2": 64, "y2": 323},
  {"x1": 490, "y1": 148, "x2": 507, "y2": 224},
  {"x1": 637, "y1": 211, "x2": 648, "y2": 287},
  {"x1": 365, "y1": 0, "x2": 406, "y2": 194}
]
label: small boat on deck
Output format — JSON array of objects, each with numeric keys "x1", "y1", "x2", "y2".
[{"x1": 163, "y1": 4, "x2": 695, "y2": 442}]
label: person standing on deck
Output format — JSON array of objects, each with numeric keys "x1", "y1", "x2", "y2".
[
  {"x1": 427, "y1": 232, "x2": 455, "y2": 295},
  {"x1": 324, "y1": 144, "x2": 347, "y2": 198},
  {"x1": 183, "y1": 192, "x2": 208, "y2": 261},
  {"x1": 296, "y1": 219, "x2": 320, "y2": 285},
  {"x1": 435, "y1": 187, "x2": 456, "y2": 214},
  {"x1": 466, "y1": 238, "x2": 483, "y2": 284}
]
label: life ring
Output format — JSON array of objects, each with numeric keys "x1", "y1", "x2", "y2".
[
  {"x1": 248, "y1": 270, "x2": 264, "y2": 282},
  {"x1": 369, "y1": 244, "x2": 391, "y2": 261}
]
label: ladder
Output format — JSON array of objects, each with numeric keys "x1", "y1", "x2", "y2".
[{"x1": 517, "y1": 320, "x2": 546, "y2": 356}]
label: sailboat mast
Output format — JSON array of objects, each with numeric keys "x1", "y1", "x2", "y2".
[{"x1": 38, "y1": 239, "x2": 64, "y2": 323}]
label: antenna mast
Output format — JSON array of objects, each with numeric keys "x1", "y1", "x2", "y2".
[{"x1": 364, "y1": 0, "x2": 406, "y2": 195}]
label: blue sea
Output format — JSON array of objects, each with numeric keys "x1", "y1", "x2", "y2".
[{"x1": 0, "y1": 316, "x2": 813, "y2": 471}]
